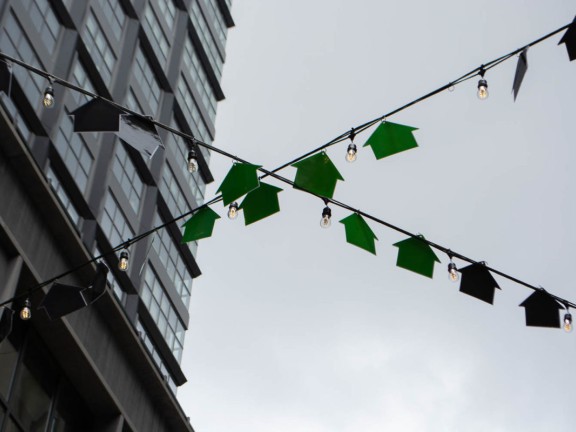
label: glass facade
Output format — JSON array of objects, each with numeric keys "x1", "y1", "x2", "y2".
[{"x1": 0, "y1": 0, "x2": 233, "y2": 417}]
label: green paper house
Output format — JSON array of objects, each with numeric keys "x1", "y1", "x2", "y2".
[
  {"x1": 216, "y1": 163, "x2": 261, "y2": 205},
  {"x1": 393, "y1": 235, "x2": 440, "y2": 278},
  {"x1": 339, "y1": 213, "x2": 378, "y2": 255},
  {"x1": 240, "y1": 182, "x2": 283, "y2": 226},
  {"x1": 364, "y1": 121, "x2": 419, "y2": 160},
  {"x1": 292, "y1": 152, "x2": 344, "y2": 199},
  {"x1": 181, "y1": 207, "x2": 221, "y2": 243}
]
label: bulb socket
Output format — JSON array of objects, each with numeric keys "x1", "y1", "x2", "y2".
[{"x1": 321, "y1": 206, "x2": 331, "y2": 218}]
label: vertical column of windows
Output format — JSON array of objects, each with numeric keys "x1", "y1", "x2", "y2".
[
  {"x1": 46, "y1": 166, "x2": 81, "y2": 227},
  {"x1": 176, "y1": 78, "x2": 210, "y2": 143},
  {"x1": 152, "y1": 212, "x2": 192, "y2": 306},
  {"x1": 190, "y1": 1, "x2": 223, "y2": 77},
  {"x1": 181, "y1": 37, "x2": 217, "y2": 121},
  {"x1": 54, "y1": 115, "x2": 94, "y2": 194},
  {"x1": 83, "y1": 10, "x2": 117, "y2": 85},
  {"x1": 157, "y1": 0, "x2": 177, "y2": 29},
  {"x1": 159, "y1": 163, "x2": 193, "y2": 217},
  {"x1": 142, "y1": 4, "x2": 170, "y2": 67},
  {"x1": 0, "y1": 12, "x2": 45, "y2": 108},
  {"x1": 135, "y1": 320, "x2": 177, "y2": 394},
  {"x1": 164, "y1": 118, "x2": 206, "y2": 202},
  {"x1": 96, "y1": 0, "x2": 127, "y2": 41},
  {"x1": 112, "y1": 143, "x2": 144, "y2": 213},
  {"x1": 70, "y1": 59, "x2": 96, "y2": 107},
  {"x1": 100, "y1": 191, "x2": 134, "y2": 248},
  {"x1": 132, "y1": 46, "x2": 161, "y2": 115},
  {"x1": 141, "y1": 264, "x2": 185, "y2": 362},
  {"x1": 202, "y1": 0, "x2": 228, "y2": 46}
]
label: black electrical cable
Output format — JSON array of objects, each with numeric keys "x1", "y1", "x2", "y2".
[{"x1": 0, "y1": 22, "x2": 573, "y2": 313}]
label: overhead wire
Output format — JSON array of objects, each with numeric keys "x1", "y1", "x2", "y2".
[{"x1": 0, "y1": 21, "x2": 573, "y2": 313}]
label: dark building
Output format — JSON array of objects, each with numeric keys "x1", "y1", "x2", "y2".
[{"x1": 0, "y1": 0, "x2": 233, "y2": 430}]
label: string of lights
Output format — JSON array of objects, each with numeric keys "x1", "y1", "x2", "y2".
[{"x1": 0, "y1": 20, "x2": 573, "y2": 327}]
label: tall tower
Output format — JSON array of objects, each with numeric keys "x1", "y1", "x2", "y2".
[{"x1": 0, "y1": 0, "x2": 233, "y2": 430}]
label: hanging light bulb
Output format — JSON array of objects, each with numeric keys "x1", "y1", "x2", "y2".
[
  {"x1": 43, "y1": 83, "x2": 55, "y2": 108},
  {"x1": 564, "y1": 311, "x2": 573, "y2": 333},
  {"x1": 447, "y1": 261, "x2": 459, "y2": 282},
  {"x1": 228, "y1": 202, "x2": 239, "y2": 220},
  {"x1": 477, "y1": 79, "x2": 489, "y2": 100},
  {"x1": 187, "y1": 149, "x2": 198, "y2": 173},
  {"x1": 20, "y1": 298, "x2": 32, "y2": 321},
  {"x1": 320, "y1": 206, "x2": 332, "y2": 229},
  {"x1": 118, "y1": 250, "x2": 129, "y2": 272},
  {"x1": 345, "y1": 128, "x2": 357, "y2": 162},
  {"x1": 346, "y1": 143, "x2": 357, "y2": 163}
]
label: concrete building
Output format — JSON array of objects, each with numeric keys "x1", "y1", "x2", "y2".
[{"x1": 0, "y1": 0, "x2": 233, "y2": 430}]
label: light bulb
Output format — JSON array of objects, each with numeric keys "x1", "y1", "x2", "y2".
[
  {"x1": 477, "y1": 79, "x2": 489, "y2": 100},
  {"x1": 20, "y1": 299, "x2": 31, "y2": 321},
  {"x1": 346, "y1": 143, "x2": 357, "y2": 163},
  {"x1": 320, "y1": 206, "x2": 332, "y2": 228},
  {"x1": 187, "y1": 150, "x2": 198, "y2": 173},
  {"x1": 118, "y1": 251, "x2": 129, "y2": 271},
  {"x1": 447, "y1": 262, "x2": 459, "y2": 282},
  {"x1": 228, "y1": 202, "x2": 239, "y2": 220},
  {"x1": 43, "y1": 85, "x2": 55, "y2": 108},
  {"x1": 564, "y1": 312, "x2": 573, "y2": 333}
]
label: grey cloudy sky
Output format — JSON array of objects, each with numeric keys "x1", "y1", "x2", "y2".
[{"x1": 178, "y1": 1, "x2": 576, "y2": 431}]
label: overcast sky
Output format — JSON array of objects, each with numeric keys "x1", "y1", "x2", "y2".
[{"x1": 178, "y1": 2, "x2": 576, "y2": 431}]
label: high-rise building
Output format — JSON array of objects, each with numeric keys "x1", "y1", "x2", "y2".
[{"x1": 0, "y1": 0, "x2": 233, "y2": 430}]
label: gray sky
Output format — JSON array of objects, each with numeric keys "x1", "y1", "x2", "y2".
[{"x1": 178, "y1": 1, "x2": 576, "y2": 431}]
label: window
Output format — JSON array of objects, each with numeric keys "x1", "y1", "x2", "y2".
[
  {"x1": 20, "y1": 0, "x2": 62, "y2": 52},
  {"x1": 54, "y1": 115, "x2": 94, "y2": 194},
  {"x1": 46, "y1": 166, "x2": 81, "y2": 227},
  {"x1": 69, "y1": 59, "x2": 96, "y2": 107},
  {"x1": 0, "y1": 12, "x2": 45, "y2": 108},
  {"x1": 202, "y1": 0, "x2": 228, "y2": 46},
  {"x1": 181, "y1": 37, "x2": 217, "y2": 121},
  {"x1": 100, "y1": 191, "x2": 134, "y2": 248},
  {"x1": 96, "y1": 0, "x2": 126, "y2": 41},
  {"x1": 152, "y1": 212, "x2": 192, "y2": 306},
  {"x1": 136, "y1": 320, "x2": 177, "y2": 394},
  {"x1": 165, "y1": 117, "x2": 206, "y2": 202},
  {"x1": 112, "y1": 142, "x2": 144, "y2": 212},
  {"x1": 132, "y1": 46, "x2": 161, "y2": 114},
  {"x1": 157, "y1": 0, "x2": 177, "y2": 30},
  {"x1": 141, "y1": 264, "x2": 185, "y2": 362},
  {"x1": 176, "y1": 77, "x2": 210, "y2": 143},
  {"x1": 159, "y1": 163, "x2": 191, "y2": 217},
  {"x1": 143, "y1": 3, "x2": 170, "y2": 66},
  {"x1": 125, "y1": 87, "x2": 143, "y2": 113},
  {"x1": 83, "y1": 10, "x2": 117, "y2": 84},
  {"x1": 190, "y1": 1, "x2": 224, "y2": 77}
]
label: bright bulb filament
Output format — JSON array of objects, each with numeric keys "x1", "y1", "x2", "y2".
[
  {"x1": 346, "y1": 144, "x2": 357, "y2": 163},
  {"x1": 564, "y1": 314, "x2": 573, "y2": 333},
  {"x1": 449, "y1": 268, "x2": 459, "y2": 282},
  {"x1": 43, "y1": 93, "x2": 54, "y2": 108},
  {"x1": 228, "y1": 203, "x2": 238, "y2": 220},
  {"x1": 320, "y1": 215, "x2": 331, "y2": 228},
  {"x1": 187, "y1": 158, "x2": 198, "y2": 173}
]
